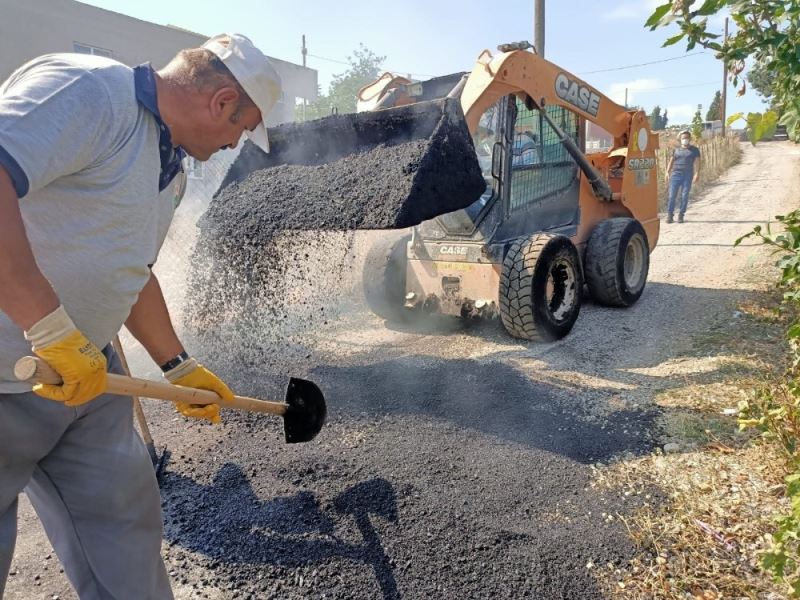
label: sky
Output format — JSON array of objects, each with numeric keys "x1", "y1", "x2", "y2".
[{"x1": 81, "y1": 0, "x2": 767, "y2": 127}]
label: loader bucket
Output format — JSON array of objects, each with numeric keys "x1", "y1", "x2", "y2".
[{"x1": 214, "y1": 97, "x2": 486, "y2": 230}]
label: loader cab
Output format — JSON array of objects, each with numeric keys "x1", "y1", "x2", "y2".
[
  {"x1": 417, "y1": 95, "x2": 583, "y2": 244},
  {"x1": 497, "y1": 97, "x2": 582, "y2": 241}
]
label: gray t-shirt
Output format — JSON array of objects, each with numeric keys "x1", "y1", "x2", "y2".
[
  {"x1": 0, "y1": 54, "x2": 177, "y2": 392},
  {"x1": 671, "y1": 145, "x2": 701, "y2": 175}
]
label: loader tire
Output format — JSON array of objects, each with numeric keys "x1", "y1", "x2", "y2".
[
  {"x1": 363, "y1": 233, "x2": 410, "y2": 322},
  {"x1": 585, "y1": 218, "x2": 649, "y2": 307},
  {"x1": 499, "y1": 234, "x2": 583, "y2": 342}
]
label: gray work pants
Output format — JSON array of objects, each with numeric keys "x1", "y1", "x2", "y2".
[{"x1": 0, "y1": 349, "x2": 172, "y2": 599}]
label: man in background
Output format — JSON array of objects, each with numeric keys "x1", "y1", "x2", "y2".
[{"x1": 665, "y1": 129, "x2": 701, "y2": 223}]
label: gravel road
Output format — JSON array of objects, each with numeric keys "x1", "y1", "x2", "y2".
[{"x1": 7, "y1": 141, "x2": 800, "y2": 600}]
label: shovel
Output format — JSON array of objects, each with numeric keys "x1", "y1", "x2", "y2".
[
  {"x1": 14, "y1": 357, "x2": 326, "y2": 443},
  {"x1": 111, "y1": 335, "x2": 166, "y2": 476}
]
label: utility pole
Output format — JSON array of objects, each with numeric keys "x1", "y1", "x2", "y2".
[
  {"x1": 301, "y1": 34, "x2": 308, "y2": 121},
  {"x1": 534, "y1": 0, "x2": 545, "y2": 58},
  {"x1": 721, "y1": 17, "x2": 729, "y2": 136},
  {"x1": 624, "y1": 87, "x2": 628, "y2": 108}
]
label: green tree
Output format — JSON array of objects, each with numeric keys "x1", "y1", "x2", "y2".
[
  {"x1": 647, "y1": 105, "x2": 667, "y2": 131},
  {"x1": 295, "y1": 44, "x2": 386, "y2": 121},
  {"x1": 645, "y1": 1, "x2": 799, "y2": 142},
  {"x1": 691, "y1": 105, "x2": 704, "y2": 140},
  {"x1": 647, "y1": 4, "x2": 800, "y2": 591},
  {"x1": 648, "y1": 105, "x2": 670, "y2": 130},
  {"x1": 295, "y1": 85, "x2": 328, "y2": 121},
  {"x1": 648, "y1": 105, "x2": 663, "y2": 130},
  {"x1": 748, "y1": 60, "x2": 780, "y2": 112},
  {"x1": 706, "y1": 90, "x2": 722, "y2": 121},
  {"x1": 327, "y1": 45, "x2": 386, "y2": 114}
]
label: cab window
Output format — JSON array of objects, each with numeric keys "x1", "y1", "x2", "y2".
[{"x1": 509, "y1": 100, "x2": 579, "y2": 213}]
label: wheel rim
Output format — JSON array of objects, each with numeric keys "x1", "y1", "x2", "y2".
[
  {"x1": 623, "y1": 234, "x2": 647, "y2": 292},
  {"x1": 545, "y1": 258, "x2": 578, "y2": 322}
]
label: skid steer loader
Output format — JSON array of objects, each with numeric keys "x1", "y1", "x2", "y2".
[
  {"x1": 361, "y1": 41, "x2": 659, "y2": 341},
  {"x1": 201, "y1": 41, "x2": 657, "y2": 343}
]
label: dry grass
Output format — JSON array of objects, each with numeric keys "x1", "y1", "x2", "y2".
[
  {"x1": 591, "y1": 290, "x2": 796, "y2": 598},
  {"x1": 595, "y1": 445, "x2": 788, "y2": 599}
]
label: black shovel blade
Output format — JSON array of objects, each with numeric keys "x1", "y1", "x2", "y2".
[{"x1": 283, "y1": 377, "x2": 326, "y2": 443}]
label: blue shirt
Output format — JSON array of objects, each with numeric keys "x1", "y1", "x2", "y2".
[
  {"x1": 133, "y1": 63, "x2": 185, "y2": 192},
  {"x1": 671, "y1": 145, "x2": 700, "y2": 175}
]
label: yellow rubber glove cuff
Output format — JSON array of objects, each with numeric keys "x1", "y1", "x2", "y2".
[
  {"x1": 171, "y1": 363, "x2": 234, "y2": 425},
  {"x1": 32, "y1": 330, "x2": 107, "y2": 406}
]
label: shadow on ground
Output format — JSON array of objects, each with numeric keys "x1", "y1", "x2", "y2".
[
  {"x1": 472, "y1": 282, "x2": 774, "y2": 387},
  {"x1": 195, "y1": 282, "x2": 774, "y2": 467},
  {"x1": 160, "y1": 437, "x2": 644, "y2": 600},
  {"x1": 165, "y1": 331, "x2": 673, "y2": 598},
  {"x1": 163, "y1": 465, "x2": 401, "y2": 599}
]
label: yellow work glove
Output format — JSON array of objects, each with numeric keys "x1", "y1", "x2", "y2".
[
  {"x1": 24, "y1": 305, "x2": 107, "y2": 405},
  {"x1": 164, "y1": 357, "x2": 233, "y2": 424}
]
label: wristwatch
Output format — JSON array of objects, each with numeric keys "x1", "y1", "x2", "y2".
[{"x1": 159, "y1": 351, "x2": 190, "y2": 373}]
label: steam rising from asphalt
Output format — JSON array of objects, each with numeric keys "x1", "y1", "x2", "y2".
[
  {"x1": 144, "y1": 145, "x2": 381, "y2": 391},
  {"x1": 146, "y1": 95, "x2": 484, "y2": 391}
]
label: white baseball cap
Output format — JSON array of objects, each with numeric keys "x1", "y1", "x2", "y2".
[{"x1": 202, "y1": 33, "x2": 282, "y2": 153}]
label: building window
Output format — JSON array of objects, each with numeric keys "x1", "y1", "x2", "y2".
[
  {"x1": 185, "y1": 157, "x2": 204, "y2": 180},
  {"x1": 73, "y1": 42, "x2": 113, "y2": 58}
]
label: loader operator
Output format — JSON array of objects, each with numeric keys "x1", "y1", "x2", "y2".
[{"x1": 0, "y1": 33, "x2": 281, "y2": 598}]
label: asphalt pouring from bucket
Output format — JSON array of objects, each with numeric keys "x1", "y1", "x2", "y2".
[
  {"x1": 203, "y1": 97, "x2": 486, "y2": 236},
  {"x1": 187, "y1": 97, "x2": 485, "y2": 333}
]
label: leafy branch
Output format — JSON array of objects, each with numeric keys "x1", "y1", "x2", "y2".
[
  {"x1": 647, "y1": 1, "x2": 800, "y2": 142},
  {"x1": 735, "y1": 210, "x2": 800, "y2": 594}
]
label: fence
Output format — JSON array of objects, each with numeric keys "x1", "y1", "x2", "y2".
[{"x1": 655, "y1": 135, "x2": 742, "y2": 210}]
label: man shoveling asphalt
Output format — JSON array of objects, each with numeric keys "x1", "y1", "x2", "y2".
[{"x1": 0, "y1": 33, "x2": 280, "y2": 598}]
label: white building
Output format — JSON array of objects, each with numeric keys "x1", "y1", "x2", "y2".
[
  {"x1": 1, "y1": 0, "x2": 318, "y2": 184},
  {"x1": 0, "y1": 0, "x2": 317, "y2": 127}
]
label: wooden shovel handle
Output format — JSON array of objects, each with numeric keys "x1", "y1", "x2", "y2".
[
  {"x1": 15, "y1": 356, "x2": 287, "y2": 417},
  {"x1": 112, "y1": 336, "x2": 155, "y2": 446}
]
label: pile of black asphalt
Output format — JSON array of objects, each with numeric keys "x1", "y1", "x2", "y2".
[{"x1": 160, "y1": 354, "x2": 660, "y2": 599}]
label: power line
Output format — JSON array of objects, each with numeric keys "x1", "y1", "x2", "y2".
[
  {"x1": 580, "y1": 51, "x2": 706, "y2": 75},
  {"x1": 629, "y1": 80, "x2": 718, "y2": 93},
  {"x1": 307, "y1": 53, "x2": 348, "y2": 66},
  {"x1": 307, "y1": 48, "x2": 708, "y2": 84},
  {"x1": 307, "y1": 52, "x2": 436, "y2": 79},
  {"x1": 656, "y1": 81, "x2": 718, "y2": 90}
]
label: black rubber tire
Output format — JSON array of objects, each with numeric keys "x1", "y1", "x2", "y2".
[
  {"x1": 585, "y1": 218, "x2": 650, "y2": 307},
  {"x1": 363, "y1": 233, "x2": 410, "y2": 321},
  {"x1": 499, "y1": 234, "x2": 583, "y2": 342}
]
